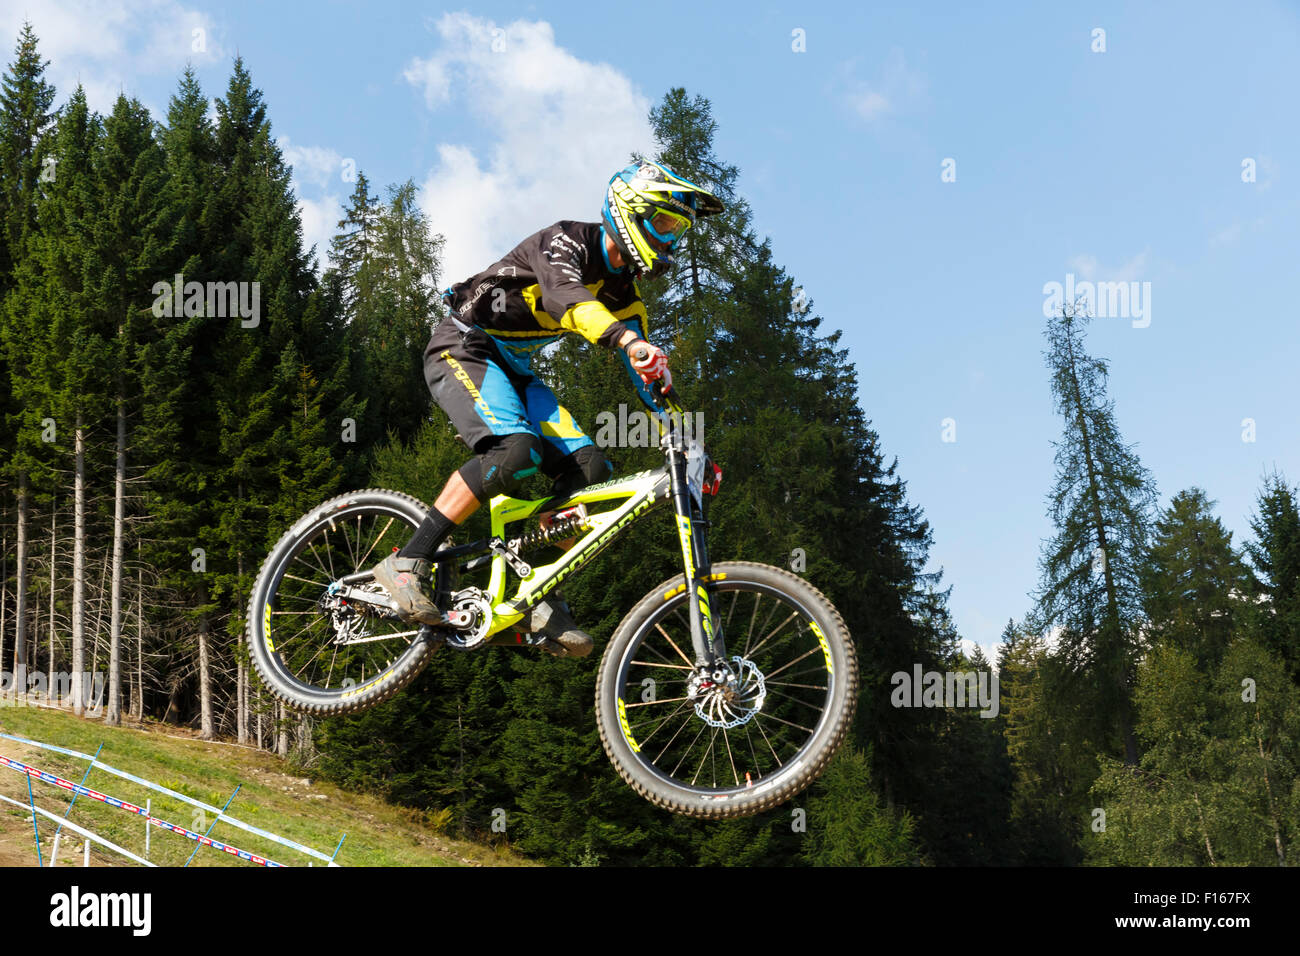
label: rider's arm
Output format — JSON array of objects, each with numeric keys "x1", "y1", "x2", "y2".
[
  {"x1": 613, "y1": 320, "x2": 661, "y2": 413},
  {"x1": 529, "y1": 225, "x2": 661, "y2": 409},
  {"x1": 533, "y1": 228, "x2": 632, "y2": 346}
]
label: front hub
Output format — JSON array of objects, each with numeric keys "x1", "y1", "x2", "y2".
[{"x1": 686, "y1": 657, "x2": 767, "y2": 729}]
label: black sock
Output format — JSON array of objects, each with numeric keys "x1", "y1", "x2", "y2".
[{"x1": 399, "y1": 506, "x2": 457, "y2": 560}]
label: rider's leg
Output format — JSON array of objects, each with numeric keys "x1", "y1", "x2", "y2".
[
  {"x1": 398, "y1": 432, "x2": 542, "y2": 561},
  {"x1": 513, "y1": 379, "x2": 604, "y2": 657},
  {"x1": 375, "y1": 324, "x2": 538, "y2": 621}
]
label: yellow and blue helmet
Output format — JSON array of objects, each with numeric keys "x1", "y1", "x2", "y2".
[{"x1": 601, "y1": 161, "x2": 723, "y2": 278}]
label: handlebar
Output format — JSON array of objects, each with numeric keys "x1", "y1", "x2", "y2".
[{"x1": 629, "y1": 342, "x2": 675, "y2": 407}]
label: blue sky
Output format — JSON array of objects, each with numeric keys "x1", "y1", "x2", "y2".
[{"x1": 6, "y1": 0, "x2": 1297, "y2": 659}]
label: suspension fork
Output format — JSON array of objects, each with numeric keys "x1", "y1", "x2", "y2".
[{"x1": 666, "y1": 444, "x2": 723, "y2": 667}]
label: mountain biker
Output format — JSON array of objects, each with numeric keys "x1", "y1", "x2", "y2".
[{"x1": 371, "y1": 161, "x2": 724, "y2": 657}]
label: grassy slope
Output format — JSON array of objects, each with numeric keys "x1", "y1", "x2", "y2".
[{"x1": 0, "y1": 704, "x2": 533, "y2": 868}]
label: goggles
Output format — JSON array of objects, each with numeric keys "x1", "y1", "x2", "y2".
[{"x1": 642, "y1": 209, "x2": 693, "y2": 245}]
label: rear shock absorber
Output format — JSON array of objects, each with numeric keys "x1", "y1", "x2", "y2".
[{"x1": 518, "y1": 504, "x2": 589, "y2": 552}]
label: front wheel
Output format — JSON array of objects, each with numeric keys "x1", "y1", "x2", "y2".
[{"x1": 596, "y1": 561, "x2": 857, "y2": 819}]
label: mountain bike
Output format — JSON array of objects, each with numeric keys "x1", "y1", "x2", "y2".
[{"x1": 245, "y1": 383, "x2": 857, "y2": 819}]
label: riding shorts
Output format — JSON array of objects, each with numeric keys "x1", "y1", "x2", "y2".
[{"x1": 424, "y1": 317, "x2": 598, "y2": 469}]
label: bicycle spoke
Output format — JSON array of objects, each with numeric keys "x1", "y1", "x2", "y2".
[
  {"x1": 745, "y1": 610, "x2": 798, "y2": 659},
  {"x1": 355, "y1": 515, "x2": 393, "y2": 572},
  {"x1": 654, "y1": 622, "x2": 694, "y2": 667}
]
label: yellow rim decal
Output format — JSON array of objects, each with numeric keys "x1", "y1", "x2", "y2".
[
  {"x1": 810, "y1": 620, "x2": 834, "y2": 675},
  {"x1": 617, "y1": 698, "x2": 640, "y2": 752},
  {"x1": 263, "y1": 603, "x2": 274, "y2": 653},
  {"x1": 341, "y1": 675, "x2": 385, "y2": 700},
  {"x1": 661, "y1": 572, "x2": 727, "y2": 601}
]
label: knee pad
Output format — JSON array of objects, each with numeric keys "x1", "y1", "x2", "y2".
[
  {"x1": 548, "y1": 445, "x2": 612, "y2": 499},
  {"x1": 460, "y1": 433, "x2": 544, "y2": 500}
]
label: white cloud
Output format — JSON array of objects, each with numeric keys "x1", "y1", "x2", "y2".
[
  {"x1": 1067, "y1": 253, "x2": 1099, "y2": 280},
  {"x1": 279, "y1": 136, "x2": 345, "y2": 190},
  {"x1": 842, "y1": 48, "x2": 925, "y2": 123},
  {"x1": 276, "y1": 137, "x2": 348, "y2": 271},
  {"x1": 0, "y1": 0, "x2": 220, "y2": 112},
  {"x1": 297, "y1": 192, "x2": 342, "y2": 270},
  {"x1": 1067, "y1": 248, "x2": 1148, "y2": 282},
  {"x1": 854, "y1": 90, "x2": 890, "y2": 120},
  {"x1": 403, "y1": 13, "x2": 655, "y2": 286}
]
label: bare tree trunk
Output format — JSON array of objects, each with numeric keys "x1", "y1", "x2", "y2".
[
  {"x1": 256, "y1": 690, "x2": 263, "y2": 750},
  {"x1": 32, "y1": 584, "x2": 40, "y2": 695},
  {"x1": 90, "y1": 545, "x2": 108, "y2": 698},
  {"x1": 298, "y1": 714, "x2": 312, "y2": 762},
  {"x1": 14, "y1": 472, "x2": 29, "y2": 687},
  {"x1": 276, "y1": 702, "x2": 288, "y2": 757},
  {"x1": 48, "y1": 507, "x2": 55, "y2": 693},
  {"x1": 106, "y1": 395, "x2": 125, "y2": 726},
  {"x1": 1255, "y1": 723, "x2": 1287, "y2": 866},
  {"x1": 134, "y1": 549, "x2": 144, "y2": 720},
  {"x1": 198, "y1": 610, "x2": 214, "y2": 739},
  {"x1": 71, "y1": 420, "x2": 86, "y2": 716},
  {"x1": 1191, "y1": 789, "x2": 1217, "y2": 866},
  {"x1": 236, "y1": 548, "x2": 248, "y2": 744},
  {"x1": 0, "y1": 508, "x2": 7, "y2": 684}
]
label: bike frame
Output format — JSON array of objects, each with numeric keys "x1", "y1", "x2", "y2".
[{"x1": 430, "y1": 401, "x2": 725, "y2": 666}]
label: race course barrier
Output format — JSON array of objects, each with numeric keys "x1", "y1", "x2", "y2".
[
  {"x1": 0, "y1": 731, "x2": 344, "y2": 866},
  {"x1": 1, "y1": 753, "x2": 285, "y2": 866}
]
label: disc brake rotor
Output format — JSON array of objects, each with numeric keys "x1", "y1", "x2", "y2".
[{"x1": 688, "y1": 656, "x2": 767, "y2": 729}]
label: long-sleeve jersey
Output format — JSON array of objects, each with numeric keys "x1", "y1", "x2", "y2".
[{"x1": 441, "y1": 220, "x2": 658, "y2": 411}]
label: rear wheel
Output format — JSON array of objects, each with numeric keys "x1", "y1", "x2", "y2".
[
  {"x1": 596, "y1": 561, "x2": 857, "y2": 819},
  {"x1": 246, "y1": 488, "x2": 450, "y2": 716}
]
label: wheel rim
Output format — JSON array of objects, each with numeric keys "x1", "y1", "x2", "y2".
[
  {"x1": 613, "y1": 581, "x2": 838, "y2": 798},
  {"x1": 262, "y1": 505, "x2": 430, "y2": 697}
]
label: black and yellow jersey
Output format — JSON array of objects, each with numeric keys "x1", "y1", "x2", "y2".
[{"x1": 442, "y1": 220, "x2": 647, "y2": 363}]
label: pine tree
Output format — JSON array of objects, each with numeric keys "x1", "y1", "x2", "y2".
[
  {"x1": 134, "y1": 67, "x2": 219, "y2": 729},
  {"x1": 1244, "y1": 473, "x2": 1300, "y2": 680},
  {"x1": 1034, "y1": 305, "x2": 1156, "y2": 764},
  {"x1": 91, "y1": 93, "x2": 168, "y2": 724},
  {"x1": 1142, "y1": 488, "x2": 1256, "y2": 670},
  {"x1": 0, "y1": 20, "x2": 56, "y2": 290},
  {"x1": 11, "y1": 85, "x2": 107, "y2": 715},
  {"x1": 0, "y1": 20, "x2": 57, "y2": 685},
  {"x1": 800, "y1": 749, "x2": 922, "y2": 865},
  {"x1": 1001, "y1": 631, "x2": 1094, "y2": 863}
]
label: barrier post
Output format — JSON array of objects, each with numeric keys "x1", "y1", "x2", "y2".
[
  {"x1": 54, "y1": 741, "x2": 103, "y2": 846},
  {"x1": 184, "y1": 784, "x2": 241, "y2": 867},
  {"x1": 25, "y1": 771, "x2": 43, "y2": 866}
]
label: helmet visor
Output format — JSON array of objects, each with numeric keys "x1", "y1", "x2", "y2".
[{"x1": 643, "y1": 209, "x2": 693, "y2": 244}]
